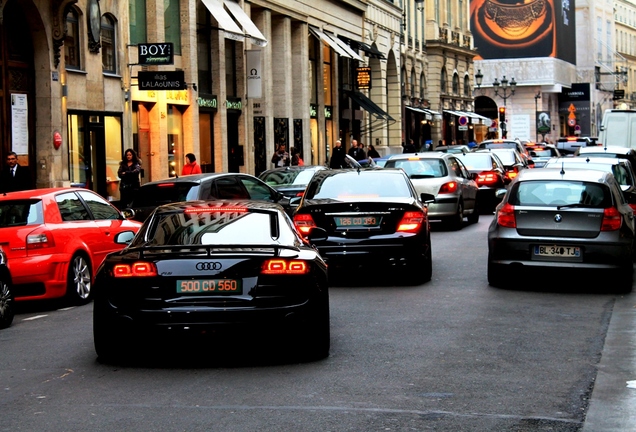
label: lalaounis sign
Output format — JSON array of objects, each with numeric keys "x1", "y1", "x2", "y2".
[{"x1": 138, "y1": 71, "x2": 186, "y2": 91}]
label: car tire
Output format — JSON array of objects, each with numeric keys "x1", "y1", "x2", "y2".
[
  {"x1": 487, "y1": 258, "x2": 507, "y2": 288},
  {"x1": 467, "y1": 201, "x2": 480, "y2": 224},
  {"x1": 447, "y1": 201, "x2": 464, "y2": 231},
  {"x1": 67, "y1": 253, "x2": 92, "y2": 305},
  {"x1": 0, "y1": 276, "x2": 14, "y2": 329}
]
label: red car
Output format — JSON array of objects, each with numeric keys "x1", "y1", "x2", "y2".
[{"x1": 0, "y1": 188, "x2": 141, "y2": 304}]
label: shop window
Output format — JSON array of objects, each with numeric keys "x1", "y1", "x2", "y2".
[
  {"x1": 65, "y1": 7, "x2": 81, "y2": 70},
  {"x1": 129, "y1": 0, "x2": 147, "y2": 44},
  {"x1": 167, "y1": 106, "x2": 184, "y2": 177},
  {"x1": 101, "y1": 15, "x2": 116, "y2": 74},
  {"x1": 164, "y1": 0, "x2": 181, "y2": 55}
]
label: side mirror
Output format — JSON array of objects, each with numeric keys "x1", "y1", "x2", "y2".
[
  {"x1": 114, "y1": 230, "x2": 136, "y2": 245},
  {"x1": 495, "y1": 189, "x2": 507, "y2": 200},
  {"x1": 121, "y1": 208, "x2": 136, "y2": 219},
  {"x1": 307, "y1": 227, "x2": 328, "y2": 242},
  {"x1": 289, "y1": 196, "x2": 302, "y2": 207},
  {"x1": 420, "y1": 193, "x2": 436, "y2": 203}
]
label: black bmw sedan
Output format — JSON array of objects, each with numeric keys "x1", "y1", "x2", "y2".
[
  {"x1": 93, "y1": 201, "x2": 329, "y2": 363},
  {"x1": 291, "y1": 168, "x2": 434, "y2": 284}
]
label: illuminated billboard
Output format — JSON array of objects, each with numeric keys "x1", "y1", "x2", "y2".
[{"x1": 471, "y1": 0, "x2": 575, "y2": 63}]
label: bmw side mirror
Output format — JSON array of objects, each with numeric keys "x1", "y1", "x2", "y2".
[{"x1": 420, "y1": 193, "x2": 435, "y2": 203}]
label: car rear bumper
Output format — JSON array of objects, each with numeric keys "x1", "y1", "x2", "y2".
[
  {"x1": 10, "y1": 253, "x2": 71, "y2": 301},
  {"x1": 427, "y1": 197, "x2": 459, "y2": 218}
]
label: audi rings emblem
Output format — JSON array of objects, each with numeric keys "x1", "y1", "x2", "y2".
[
  {"x1": 554, "y1": 214, "x2": 562, "y2": 223},
  {"x1": 196, "y1": 262, "x2": 222, "y2": 271}
]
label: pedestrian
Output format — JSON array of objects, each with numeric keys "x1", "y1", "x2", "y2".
[
  {"x1": 271, "y1": 144, "x2": 290, "y2": 167},
  {"x1": 291, "y1": 147, "x2": 304, "y2": 166},
  {"x1": 329, "y1": 140, "x2": 347, "y2": 168},
  {"x1": 0, "y1": 151, "x2": 33, "y2": 193},
  {"x1": 367, "y1": 144, "x2": 380, "y2": 158},
  {"x1": 355, "y1": 141, "x2": 367, "y2": 161},
  {"x1": 403, "y1": 139, "x2": 416, "y2": 153},
  {"x1": 181, "y1": 153, "x2": 202, "y2": 175},
  {"x1": 117, "y1": 148, "x2": 142, "y2": 207},
  {"x1": 348, "y1": 139, "x2": 360, "y2": 160}
]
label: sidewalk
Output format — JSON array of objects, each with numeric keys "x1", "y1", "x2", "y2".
[{"x1": 583, "y1": 294, "x2": 636, "y2": 431}]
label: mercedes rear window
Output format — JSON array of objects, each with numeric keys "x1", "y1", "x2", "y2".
[
  {"x1": 305, "y1": 172, "x2": 412, "y2": 199},
  {"x1": 132, "y1": 183, "x2": 200, "y2": 207}
]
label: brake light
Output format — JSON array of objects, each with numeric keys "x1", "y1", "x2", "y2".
[
  {"x1": 497, "y1": 203, "x2": 516, "y2": 228},
  {"x1": 184, "y1": 206, "x2": 247, "y2": 214},
  {"x1": 601, "y1": 207, "x2": 622, "y2": 231},
  {"x1": 397, "y1": 211, "x2": 425, "y2": 232},
  {"x1": 261, "y1": 259, "x2": 309, "y2": 274},
  {"x1": 293, "y1": 213, "x2": 317, "y2": 235},
  {"x1": 157, "y1": 183, "x2": 175, "y2": 188},
  {"x1": 505, "y1": 170, "x2": 518, "y2": 180},
  {"x1": 438, "y1": 181, "x2": 458, "y2": 194},
  {"x1": 112, "y1": 262, "x2": 158, "y2": 277},
  {"x1": 476, "y1": 171, "x2": 499, "y2": 186},
  {"x1": 295, "y1": 191, "x2": 304, "y2": 197},
  {"x1": 26, "y1": 231, "x2": 55, "y2": 250}
]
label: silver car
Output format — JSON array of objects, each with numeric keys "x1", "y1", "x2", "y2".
[
  {"x1": 488, "y1": 168, "x2": 635, "y2": 292},
  {"x1": 384, "y1": 153, "x2": 479, "y2": 229}
]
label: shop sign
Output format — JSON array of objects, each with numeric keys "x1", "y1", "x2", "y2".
[
  {"x1": 138, "y1": 43, "x2": 174, "y2": 65},
  {"x1": 138, "y1": 71, "x2": 186, "y2": 90},
  {"x1": 226, "y1": 98, "x2": 242, "y2": 111},
  {"x1": 356, "y1": 67, "x2": 372, "y2": 90},
  {"x1": 198, "y1": 96, "x2": 218, "y2": 109}
]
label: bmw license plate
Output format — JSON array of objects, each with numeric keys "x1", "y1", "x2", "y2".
[
  {"x1": 533, "y1": 245, "x2": 581, "y2": 257},
  {"x1": 177, "y1": 279, "x2": 241, "y2": 294}
]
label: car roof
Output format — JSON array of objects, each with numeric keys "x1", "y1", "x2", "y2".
[
  {"x1": 260, "y1": 165, "x2": 326, "y2": 174},
  {"x1": 578, "y1": 146, "x2": 636, "y2": 156},
  {"x1": 142, "y1": 173, "x2": 244, "y2": 186},
  {"x1": 515, "y1": 167, "x2": 615, "y2": 183},
  {"x1": 548, "y1": 156, "x2": 627, "y2": 166},
  {"x1": 386, "y1": 152, "x2": 452, "y2": 161},
  {"x1": 0, "y1": 187, "x2": 96, "y2": 200}
]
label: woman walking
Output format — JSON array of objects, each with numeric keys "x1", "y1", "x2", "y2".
[{"x1": 117, "y1": 148, "x2": 142, "y2": 207}]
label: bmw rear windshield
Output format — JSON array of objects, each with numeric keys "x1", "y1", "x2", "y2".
[{"x1": 508, "y1": 181, "x2": 611, "y2": 208}]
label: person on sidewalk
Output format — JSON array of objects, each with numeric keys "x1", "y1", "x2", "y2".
[
  {"x1": 182, "y1": 153, "x2": 202, "y2": 175},
  {"x1": 0, "y1": 152, "x2": 33, "y2": 193}
]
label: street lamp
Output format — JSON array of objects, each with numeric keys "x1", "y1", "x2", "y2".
[
  {"x1": 475, "y1": 69, "x2": 483, "y2": 89},
  {"x1": 534, "y1": 92, "x2": 541, "y2": 142},
  {"x1": 492, "y1": 75, "x2": 516, "y2": 138}
]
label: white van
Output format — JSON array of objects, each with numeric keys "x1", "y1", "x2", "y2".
[{"x1": 599, "y1": 109, "x2": 636, "y2": 148}]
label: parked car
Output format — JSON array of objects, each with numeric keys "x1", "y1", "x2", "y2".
[
  {"x1": 488, "y1": 168, "x2": 635, "y2": 292},
  {"x1": 0, "y1": 188, "x2": 141, "y2": 304},
  {"x1": 434, "y1": 144, "x2": 471, "y2": 154},
  {"x1": 476, "y1": 148, "x2": 529, "y2": 182},
  {"x1": 384, "y1": 152, "x2": 479, "y2": 229},
  {"x1": 525, "y1": 143, "x2": 561, "y2": 168},
  {"x1": 291, "y1": 168, "x2": 434, "y2": 283},
  {"x1": 543, "y1": 157, "x2": 636, "y2": 212},
  {"x1": 455, "y1": 151, "x2": 509, "y2": 211},
  {"x1": 575, "y1": 146, "x2": 636, "y2": 176},
  {"x1": 0, "y1": 247, "x2": 14, "y2": 329},
  {"x1": 129, "y1": 173, "x2": 291, "y2": 221},
  {"x1": 93, "y1": 201, "x2": 330, "y2": 363},
  {"x1": 258, "y1": 165, "x2": 327, "y2": 198}
]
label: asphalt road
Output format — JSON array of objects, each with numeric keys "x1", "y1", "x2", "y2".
[{"x1": 1, "y1": 215, "x2": 633, "y2": 431}]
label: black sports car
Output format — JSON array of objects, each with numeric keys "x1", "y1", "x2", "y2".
[
  {"x1": 93, "y1": 201, "x2": 329, "y2": 363},
  {"x1": 291, "y1": 168, "x2": 434, "y2": 284}
]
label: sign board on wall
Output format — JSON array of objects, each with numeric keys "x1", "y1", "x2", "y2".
[
  {"x1": 138, "y1": 43, "x2": 174, "y2": 65},
  {"x1": 11, "y1": 93, "x2": 28, "y2": 154},
  {"x1": 138, "y1": 71, "x2": 186, "y2": 90},
  {"x1": 246, "y1": 50, "x2": 262, "y2": 99},
  {"x1": 356, "y1": 67, "x2": 372, "y2": 90},
  {"x1": 509, "y1": 114, "x2": 531, "y2": 141}
]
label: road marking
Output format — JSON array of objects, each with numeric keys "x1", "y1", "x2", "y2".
[
  {"x1": 22, "y1": 315, "x2": 47, "y2": 321},
  {"x1": 59, "y1": 307, "x2": 76, "y2": 311}
]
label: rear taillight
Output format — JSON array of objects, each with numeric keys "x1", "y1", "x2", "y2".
[
  {"x1": 397, "y1": 211, "x2": 425, "y2": 233},
  {"x1": 476, "y1": 171, "x2": 499, "y2": 186},
  {"x1": 601, "y1": 207, "x2": 622, "y2": 231},
  {"x1": 497, "y1": 203, "x2": 516, "y2": 228},
  {"x1": 438, "y1": 181, "x2": 458, "y2": 194},
  {"x1": 295, "y1": 191, "x2": 304, "y2": 197},
  {"x1": 293, "y1": 213, "x2": 316, "y2": 235},
  {"x1": 261, "y1": 259, "x2": 309, "y2": 274},
  {"x1": 505, "y1": 170, "x2": 518, "y2": 180},
  {"x1": 26, "y1": 231, "x2": 55, "y2": 250},
  {"x1": 112, "y1": 262, "x2": 158, "y2": 277}
]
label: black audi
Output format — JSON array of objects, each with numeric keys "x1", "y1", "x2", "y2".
[
  {"x1": 291, "y1": 168, "x2": 434, "y2": 284},
  {"x1": 93, "y1": 201, "x2": 329, "y2": 363}
]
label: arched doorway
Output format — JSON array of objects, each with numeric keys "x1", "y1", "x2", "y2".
[{"x1": 475, "y1": 96, "x2": 498, "y2": 140}]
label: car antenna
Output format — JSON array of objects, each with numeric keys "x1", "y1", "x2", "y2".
[
  {"x1": 585, "y1": 157, "x2": 590, "y2": 163},
  {"x1": 560, "y1": 162, "x2": 565, "y2": 175}
]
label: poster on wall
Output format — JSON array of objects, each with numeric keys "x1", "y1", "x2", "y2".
[
  {"x1": 470, "y1": 0, "x2": 575, "y2": 63},
  {"x1": 510, "y1": 114, "x2": 531, "y2": 141},
  {"x1": 558, "y1": 83, "x2": 591, "y2": 136},
  {"x1": 11, "y1": 93, "x2": 28, "y2": 154}
]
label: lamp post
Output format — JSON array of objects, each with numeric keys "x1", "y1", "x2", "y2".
[
  {"x1": 492, "y1": 75, "x2": 516, "y2": 138},
  {"x1": 534, "y1": 92, "x2": 541, "y2": 142}
]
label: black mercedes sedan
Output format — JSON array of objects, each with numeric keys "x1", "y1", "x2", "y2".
[
  {"x1": 93, "y1": 201, "x2": 329, "y2": 363},
  {"x1": 291, "y1": 168, "x2": 434, "y2": 284}
]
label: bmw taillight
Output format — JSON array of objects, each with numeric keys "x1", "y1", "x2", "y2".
[
  {"x1": 261, "y1": 259, "x2": 309, "y2": 274},
  {"x1": 439, "y1": 181, "x2": 458, "y2": 194},
  {"x1": 397, "y1": 211, "x2": 425, "y2": 233},
  {"x1": 497, "y1": 203, "x2": 516, "y2": 228},
  {"x1": 476, "y1": 171, "x2": 500, "y2": 186},
  {"x1": 26, "y1": 230, "x2": 55, "y2": 250},
  {"x1": 293, "y1": 213, "x2": 316, "y2": 235},
  {"x1": 112, "y1": 262, "x2": 158, "y2": 277},
  {"x1": 601, "y1": 207, "x2": 622, "y2": 231}
]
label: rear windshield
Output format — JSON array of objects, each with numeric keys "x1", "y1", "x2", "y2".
[
  {"x1": 0, "y1": 200, "x2": 43, "y2": 227},
  {"x1": 261, "y1": 169, "x2": 318, "y2": 187},
  {"x1": 481, "y1": 143, "x2": 516, "y2": 149},
  {"x1": 492, "y1": 151, "x2": 516, "y2": 165},
  {"x1": 508, "y1": 181, "x2": 610, "y2": 207},
  {"x1": 132, "y1": 183, "x2": 200, "y2": 207},
  {"x1": 456, "y1": 153, "x2": 496, "y2": 170},
  {"x1": 305, "y1": 172, "x2": 412, "y2": 200},
  {"x1": 384, "y1": 159, "x2": 448, "y2": 178},
  {"x1": 530, "y1": 148, "x2": 555, "y2": 157}
]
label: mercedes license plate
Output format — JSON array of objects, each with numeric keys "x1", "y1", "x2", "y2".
[{"x1": 334, "y1": 216, "x2": 381, "y2": 228}]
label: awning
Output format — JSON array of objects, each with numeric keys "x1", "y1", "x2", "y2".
[
  {"x1": 445, "y1": 110, "x2": 492, "y2": 124},
  {"x1": 200, "y1": 0, "x2": 268, "y2": 46},
  {"x1": 223, "y1": 0, "x2": 267, "y2": 46},
  {"x1": 406, "y1": 106, "x2": 432, "y2": 119},
  {"x1": 347, "y1": 91, "x2": 394, "y2": 121},
  {"x1": 338, "y1": 36, "x2": 386, "y2": 60},
  {"x1": 309, "y1": 26, "x2": 352, "y2": 58},
  {"x1": 423, "y1": 108, "x2": 442, "y2": 116},
  {"x1": 327, "y1": 32, "x2": 364, "y2": 61}
]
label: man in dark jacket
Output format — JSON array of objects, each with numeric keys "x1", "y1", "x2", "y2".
[
  {"x1": 0, "y1": 152, "x2": 33, "y2": 193},
  {"x1": 330, "y1": 140, "x2": 347, "y2": 168}
]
